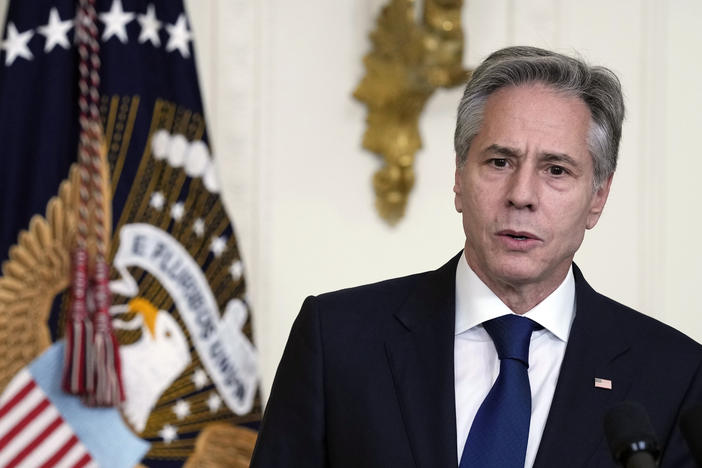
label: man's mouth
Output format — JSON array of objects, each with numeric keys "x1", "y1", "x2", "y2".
[
  {"x1": 507, "y1": 234, "x2": 529, "y2": 240},
  {"x1": 497, "y1": 230, "x2": 542, "y2": 242}
]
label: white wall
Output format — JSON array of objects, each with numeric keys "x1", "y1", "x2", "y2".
[
  {"x1": 186, "y1": 0, "x2": 702, "y2": 401},
  {"x1": 662, "y1": 0, "x2": 702, "y2": 341}
]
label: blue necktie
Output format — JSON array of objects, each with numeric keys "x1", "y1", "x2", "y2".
[{"x1": 459, "y1": 315, "x2": 542, "y2": 468}]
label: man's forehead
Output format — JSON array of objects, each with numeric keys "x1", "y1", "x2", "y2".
[{"x1": 469, "y1": 84, "x2": 594, "y2": 164}]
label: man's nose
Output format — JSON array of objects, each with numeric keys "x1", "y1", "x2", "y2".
[{"x1": 506, "y1": 167, "x2": 538, "y2": 210}]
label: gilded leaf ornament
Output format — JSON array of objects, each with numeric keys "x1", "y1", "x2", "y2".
[
  {"x1": 0, "y1": 165, "x2": 78, "y2": 391},
  {"x1": 354, "y1": 0, "x2": 470, "y2": 223}
]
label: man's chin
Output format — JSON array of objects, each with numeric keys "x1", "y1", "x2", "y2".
[
  {"x1": 486, "y1": 257, "x2": 573, "y2": 292},
  {"x1": 494, "y1": 269, "x2": 541, "y2": 286},
  {"x1": 488, "y1": 261, "x2": 549, "y2": 287}
]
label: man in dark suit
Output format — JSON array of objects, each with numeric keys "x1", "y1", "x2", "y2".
[{"x1": 251, "y1": 46, "x2": 702, "y2": 467}]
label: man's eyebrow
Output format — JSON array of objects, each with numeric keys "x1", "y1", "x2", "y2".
[
  {"x1": 485, "y1": 144, "x2": 523, "y2": 158},
  {"x1": 542, "y1": 152, "x2": 579, "y2": 167},
  {"x1": 485, "y1": 145, "x2": 581, "y2": 167}
]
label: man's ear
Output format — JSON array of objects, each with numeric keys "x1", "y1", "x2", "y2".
[
  {"x1": 454, "y1": 167, "x2": 463, "y2": 213},
  {"x1": 586, "y1": 173, "x2": 613, "y2": 230}
]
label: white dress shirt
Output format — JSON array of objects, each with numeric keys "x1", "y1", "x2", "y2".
[{"x1": 454, "y1": 254, "x2": 576, "y2": 467}]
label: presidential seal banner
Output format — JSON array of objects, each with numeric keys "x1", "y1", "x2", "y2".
[{"x1": 0, "y1": 1, "x2": 261, "y2": 466}]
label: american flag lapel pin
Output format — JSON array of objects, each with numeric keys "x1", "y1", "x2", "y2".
[{"x1": 595, "y1": 377, "x2": 613, "y2": 390}]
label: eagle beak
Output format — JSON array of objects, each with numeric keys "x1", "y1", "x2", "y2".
[{"x1": 128, "y1": 297, "x2": 158, "y2": 338}]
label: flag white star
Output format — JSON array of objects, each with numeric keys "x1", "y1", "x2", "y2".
[
  {"x1": 229, "y1": 260, "x2": 244, "y2": 281},
  {"x1": 172, "y1": 399, "x2": 191, "y2": 420},
  {"x1": 137, "y1": 4, "x2": 161, "y2": 46},
  {"x1": 210, "y1": 236, "x2": 227, "y2": 257},
  {"x1": 193, "y1": 218, "x2": 205, "y2": 237},
  {"x1": 158, "y1": 424, "x2": 178, "y2": 444},
  {"x1": 2, "y1": 23, "x2": 34, "y2": 66},
  {"x1": 207, "y1": 392, "x2": 222, "y2": 413},
  {"x1": 37, "y1": 8, "x2": 72, "y2": 52},
  {"x1": 100, "y1": 0, "x2": 135, "y2": 43},
  {"x1": 170, "y1": 201, "x2": 185, "y2": 221},
  {"x1": 191, "y1": 368, "x2": 209, "y2": 390},
  {"x1": 165, "y1": 13, "x2": 192, "y2": 58},
  {"x1": 150, "y1": 191, "x2": 165, "y2": 210}
]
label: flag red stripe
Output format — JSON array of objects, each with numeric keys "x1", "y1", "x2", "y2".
[
  {"x1": 39, "y1": 434, "x2": 79, "y2": 468},
  {"x1": 0, "y1": 398, "x2": 50, "y2": 449},
  {"x1": 0, "y1": 380, "x2": 37, "y2": 419},
  {"x1": 72, "y1": 452, "x2": 93, "y2": 468},
  {"x1": 5, "y1": 415, "x2": 63, "y2": 468}
]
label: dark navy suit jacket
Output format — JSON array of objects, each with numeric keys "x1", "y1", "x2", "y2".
[{"x1": 251, "y1": 254, "x2": 702, "y2": 467}]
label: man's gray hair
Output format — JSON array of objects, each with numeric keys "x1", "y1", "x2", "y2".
[{"x1": 454, "y1": 46, "x2": 625, "y2": 188}]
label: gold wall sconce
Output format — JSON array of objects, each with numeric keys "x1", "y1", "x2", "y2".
[{"x1": 354, "y1": 0, "x2": 470, "y2": 224}]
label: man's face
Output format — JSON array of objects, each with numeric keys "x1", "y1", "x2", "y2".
[{"x1": 454, "y1": 83, "x2": 612, "y2": 295}]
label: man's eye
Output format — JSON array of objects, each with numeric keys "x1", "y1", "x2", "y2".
[
  {"x1": 491, "y1": 158, "x2": 507, "y2": 168},
  {"x1": 549, "y1": 165, "x2": 566, "y2": 176}
]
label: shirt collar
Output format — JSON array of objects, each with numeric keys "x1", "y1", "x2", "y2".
[{"x1": 454, "y1": 252, "x2": 575, "y2": 342}]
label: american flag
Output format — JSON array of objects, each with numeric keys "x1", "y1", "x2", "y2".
[
  {"x1": 0, "y1": 369, "x2": 96, "y2": 468},
  {"x1": 0, "y1": 343, "x2": 148, "y2": 468},
  {"x1": 594, "y1": 377, "x2": 613, "y2": 390}
]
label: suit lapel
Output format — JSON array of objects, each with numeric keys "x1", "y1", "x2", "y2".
[
  {"x1": 534, "y1": 265, "x2": 635, "y2": 467},
  {"x1": 385, "y1": 254, "x2": 460, "y2": 468}
]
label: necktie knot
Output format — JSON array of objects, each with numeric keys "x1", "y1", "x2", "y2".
[{"x1": 483, "y1": 314, "x2": 542, "y2": 366}]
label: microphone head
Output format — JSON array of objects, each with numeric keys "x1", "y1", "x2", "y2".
[
  {"x1": 604, "y1": 401, "x2": 661, "y2": 465},
  {"x1": 680, "y1": 403, "x2": 702, "y2": 466}
]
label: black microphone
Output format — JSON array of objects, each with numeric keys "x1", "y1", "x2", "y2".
[
  {"x1": 680, "y1": 403, "x2": 702, "y2": 466},
  {"x1": 604, "y1": 401, "x2": 661, "y2": 468}
]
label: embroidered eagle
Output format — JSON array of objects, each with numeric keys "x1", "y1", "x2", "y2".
[{"x1": 0, "y1": 107, "x2": 262, "y2": 463}]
